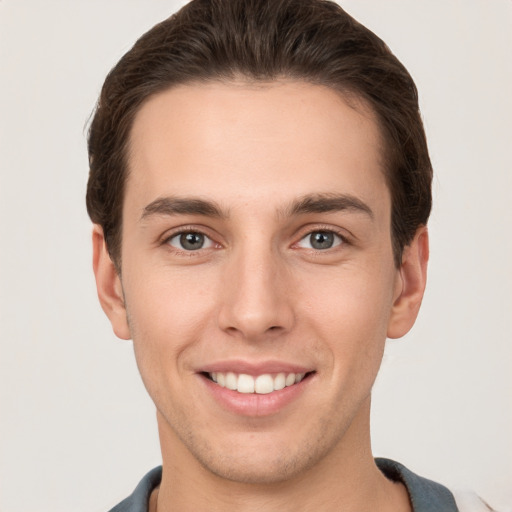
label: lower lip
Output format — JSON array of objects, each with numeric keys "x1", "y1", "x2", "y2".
[{"x1": 200, "y1": 374, "x2": 313, "y2": 417}]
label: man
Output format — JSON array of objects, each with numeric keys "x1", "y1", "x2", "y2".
[{"x1": 86, "y1": 1, "x2": 491, "y2": 510}]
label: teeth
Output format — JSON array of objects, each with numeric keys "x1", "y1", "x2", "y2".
[
  {"x1": 237, "y1": 374, "x2": 255, "y2": 393},
  {"x1": 225, "y1": 372, "x2": 237, "y2": 390},
  {"x1": 285, "y1": 373, "x2": 296, "y2": 386},
  {"x1": 208, "y1": 371, "x2": 307, "y2": 394},
  {"x1": 254, "y1": 374, "x2": 274, "y2": 394},
  {"x1": 274, "y1": 373, "x2": 286, "y2": 390}
]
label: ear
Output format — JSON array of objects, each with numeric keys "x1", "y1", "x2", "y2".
[
  {"x1": 387, "y1": 226, "x2": 429, "y2": 339},
  {"x1": 92, "y1": 225, "x2": 131, "y2": 340}
]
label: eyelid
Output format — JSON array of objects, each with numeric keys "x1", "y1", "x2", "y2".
[
  {"x1": 296, "y1": 231, "x2": 344, "y2": 250},
  {"x1": 168, "y1": 232, "x2": 215, "y2": 250},
  {"x1": 158, "y1": 223, "x2": 350, "y2": 253},
  {"x1": 160, "y1": 225, "x2": 221, "y2": 251},
  {"x1": 293, "y1": 224, "x2": 350, "y2": 247}
]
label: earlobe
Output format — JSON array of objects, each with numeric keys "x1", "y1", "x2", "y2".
[
  {"x1": 387, "y1": 226, "x2": 429, "y2": 339},
  {"x1": 92, "y1": 225, "x2": 131, "y2": 340}
]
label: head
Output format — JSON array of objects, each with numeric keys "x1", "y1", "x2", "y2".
[
  {"x1": 86, "y1": 0, "x2": 432, "y2": 271},
  {"x1": 87, "y1": 0, "x2": 431, "y2": 488}
]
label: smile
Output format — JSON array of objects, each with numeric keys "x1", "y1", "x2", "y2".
[
  {"x1": 200, "y1": 365, "x2": 315, "y2": 416},
  {"x1": 208, "y1": 372, "x2": 307, "y2": 394}
]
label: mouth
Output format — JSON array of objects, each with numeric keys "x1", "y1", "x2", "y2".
[{"x1": 203, "y1": 371, "x2": 313, "y2": 394}]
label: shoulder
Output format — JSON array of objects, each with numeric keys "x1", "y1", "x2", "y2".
[
  {"x1": 108, "y1": 467, "x2": 162, "y2": 512},
  {"x1": 376, "y1": 458, "x2": 458, "y2": 511},
  {"x1": 452, "y1": 490, "x2": 499, "y2": 512},
  {"x1": 376, "y1": 458, "x2": 501, "y2": 512}
]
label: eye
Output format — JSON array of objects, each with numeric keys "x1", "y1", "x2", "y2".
[
  {"x1": 296, "y1": 230, "x2": 344, "y2": 250},
  {"x1": 167, "y1": 231, "x2": 215, "y2": 251}
]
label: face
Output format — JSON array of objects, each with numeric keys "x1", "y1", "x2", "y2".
[{"x1": 94, "y1": 81, "x2": 427, "y2": 484}]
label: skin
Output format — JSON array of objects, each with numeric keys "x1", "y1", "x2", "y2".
[{"x1": 93, "y1": 81, "x2": 428, "y2": 512}]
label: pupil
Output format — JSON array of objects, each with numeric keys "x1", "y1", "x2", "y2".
[
  {"x1": 311, "y1": 231, "x2": 333, "y2": 250},
  {"x1": 181, "y1": 232, "x2": 204, "y2": 250}
]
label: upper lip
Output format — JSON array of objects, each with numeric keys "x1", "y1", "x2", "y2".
[{"x1": 198, "y1": 359, "x2": 313, "y2": 375}]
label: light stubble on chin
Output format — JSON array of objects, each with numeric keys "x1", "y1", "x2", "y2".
[{"x1": 158, "y1": 397, "x2": 368, "y2": 487}]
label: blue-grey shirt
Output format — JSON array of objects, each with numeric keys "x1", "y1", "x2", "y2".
[{"x1": 108, "y1": 458, "x2": 459, "y2": 511}]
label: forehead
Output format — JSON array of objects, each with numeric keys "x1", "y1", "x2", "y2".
[{"x1": 125, "y1": 80, "x2": 389, "y2": 220}]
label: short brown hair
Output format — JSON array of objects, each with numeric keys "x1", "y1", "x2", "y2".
[{"x1": 86, "y1": 0, "x2": 432, "y2": 268}]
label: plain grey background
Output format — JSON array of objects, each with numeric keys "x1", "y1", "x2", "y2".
[{"x1": 1, "y1": 1, "x2": 511, "y2": 510}]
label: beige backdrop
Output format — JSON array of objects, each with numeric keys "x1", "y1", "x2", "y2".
[{"x1": 1, "y1": 1, "x2": 511, "y2": 510}]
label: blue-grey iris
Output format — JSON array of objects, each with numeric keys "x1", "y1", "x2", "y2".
[
  {"x1": 310, "y1": 231, "x2": 335, "y2": 250},
  {"x1": 180, "y1": 232, "x2": 205, "y2": 250}
]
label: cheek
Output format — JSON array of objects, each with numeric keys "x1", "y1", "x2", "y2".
[
  {"x1": 303, "y1": 264, "x2": 394, "y2": 326},
  {"x1": 297, "y1": 263, "x2": 396, "y2": 368},
  {"x1": 122, "y1": 266, "x2": 218, "y2": 381}
]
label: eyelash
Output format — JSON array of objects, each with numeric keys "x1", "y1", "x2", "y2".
[
  {"x1": 295, "y1": 228, "x2": 347, "y2": 251},
  {"x1": 293, "y1": 223, "x2": 350, "y2": 253},
  {"x1": 162, "y1": 227, "x2": 218, "y2": 255},
  {"x1": 161, "y1": 225, "x2": 349, "y2": 254}
]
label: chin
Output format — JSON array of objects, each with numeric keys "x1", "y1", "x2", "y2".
[
  {"x1": 198, "y1": 448, "x2": 319, "y2": 485},
  {"x1": 178, "y1": 424, "x2": 342, "y2": 486}
]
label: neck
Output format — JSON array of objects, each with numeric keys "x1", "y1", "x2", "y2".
[{"x1": 153, "y1": 398, "x2": 411, "y2": 512}]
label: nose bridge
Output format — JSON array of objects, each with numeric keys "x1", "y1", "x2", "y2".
[{"x1": 218, "y1": 235, "x2": 293, "y2": 338}]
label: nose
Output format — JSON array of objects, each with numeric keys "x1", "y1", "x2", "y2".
[{"x1": 217, "y1": 243, "x2": 295, "y2": 341}]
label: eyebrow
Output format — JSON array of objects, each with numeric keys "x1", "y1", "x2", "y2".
[
  {"x1": 140, "y1": 193, "x2": 374, "y2": 222},
  {"x1": 140, "y1": 196, "x2": 228, "y2": 221},
  {"x1": 285, "y1": 193, "x2": 374, "y2": 219}
]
